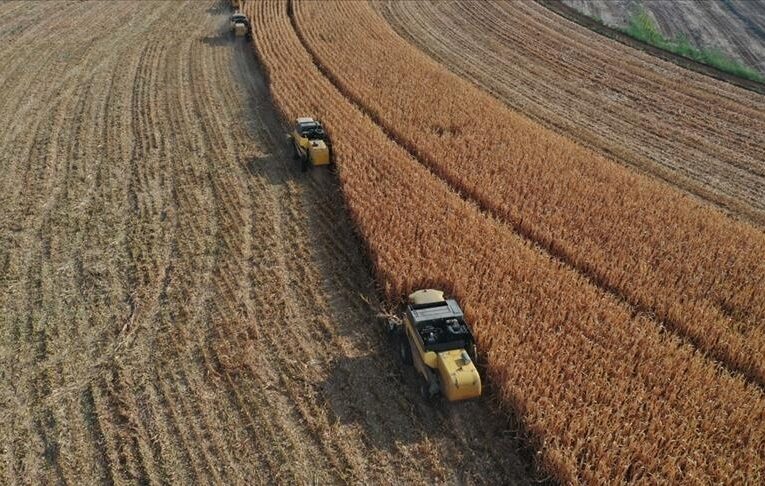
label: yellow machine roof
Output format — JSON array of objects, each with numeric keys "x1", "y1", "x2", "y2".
[{"x1": 408, "y1": 289, "x2": 445, "y2": 306}]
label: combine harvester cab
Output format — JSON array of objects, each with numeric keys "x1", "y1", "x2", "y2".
[
  {"x1": 230, "y1": 13, "x2": 251, "y2": 38},
  {"x1": 392, "y1": 289, "x2": 481, "y2": 402},
  {"x1": 291, "y1": 117, "x2": 332, "y2": 172}
]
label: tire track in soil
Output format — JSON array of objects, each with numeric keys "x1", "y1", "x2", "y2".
[
  {"x1": 202, "y1": 23, "x2": 362, "y2": 484},
  {"x1": 64, "y1": 4, "x2": 167, "y2": 479},
  {"x1": 34, "y1": 75, "x2": 98, "y2": 484},
  {"x1": 17, "y1": 73, "x2": 99, "y2": 486},
  {"x1": 118, "y1": 5, "x2": 224, "y2": 483},
  {"x1": 207, "y1": 58, "x2": 328, "y2": 486},
  {"x1": 4, "y1": 3, "x2": 134, "y2": 480},
  {"x1": 197, "y1": 7, "x2": 384, "y2": 482},
  {"x1": 161, "y1": 16, "x2": 245, "y2": 482},
  {"x1": 150, "y1": 61, "x2": 201, "y2": 486},
  {"x1": 218, "y1": 36, "x2": 372, "y2": 482},
  {"x1": 3, "y1": 1, "x2": 173, "y2": 483},
  {"x1": 116, "y1": 15, "x2": 177, "y2": 482}
]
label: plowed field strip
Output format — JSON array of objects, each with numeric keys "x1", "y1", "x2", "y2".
[{"x1": 563, "y1": 0, "x2": 765, "y2": 74}]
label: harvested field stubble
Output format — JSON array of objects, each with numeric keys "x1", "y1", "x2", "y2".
[
  {"x1": 293, "y1": 0, "x2": 765, "y2": 388},
  {"x1": 249, "y1": 0, "x2": 765, "y2": 483}
]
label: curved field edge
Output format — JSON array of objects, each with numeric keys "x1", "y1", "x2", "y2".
[
  {"x1": 376, "y1": 0, "x2": 765, "y2": 229},
  {"x1": 249, "y1": 0, "x2": 765, "y2": 483},
  {"x1": 538, "y1": 0, "x2": 765, "y2": 93},
  {"x1": 562, "y1": 0, "x2": 765, "y2": 77}
]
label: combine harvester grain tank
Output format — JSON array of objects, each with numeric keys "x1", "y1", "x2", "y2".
[{"x1": 389, "y1": 289, "x2": 482, "y2": 402}]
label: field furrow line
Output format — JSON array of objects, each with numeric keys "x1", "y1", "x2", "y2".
[
  {"x1": 15, "y1": 74, "x2": 97, "y2": 483},
  {"x1": 495, "y1": 1, "x2": 765, "y2": 175},
  {"x1": 79, "y1": 387, "x2": 116, "y2": 485},
  {"x1": 43, "y1": 70, "x2": 114, "y2": 482},
  {"x1": 178, "y1": 16, "x2": 264, "y2": 482},
  {"x1": 89, "y1": 381, "x2": 136, "y2": 484},
  {"x1": 157, "y1": 295, "x2": 230, "y2": 481},
  {"x1": 0, "y1": 3, "x2": 84, "y2": 70},
  {"x1": 213, "y1": 37, "x2": 386, "y2": 480},
  {"x1": 30, "y1": 1, "x2": 173, "y2": 478},
  {"x1": 149, "y1": 20, "x2": 254, "y2": 482},
  {"x1": 198, "y1": 299, "x2": 294, "y2": 479},
  {"x1": 242, "y1": 210, "x2": 356, "y2": 482},
  {"x1": 89, "y1": 5, "x2": 183, "y2": 482},
  {"x1": 151, "y1": 5, "x2": 281, "y2": 480},
  {"x1": 169, "y1": 360, "x2": 237, "y2": 482},
  {"x1": 111, "y1": 380, "x2": 163, "y2": 486},
  {"x1": 101, "y1": 372, "x2": 151, "y2": 483},
  {"x1": 221, "y1": 49, "x2": 373, "y2": 480},
  {"x1": 154, "y1": 196, "x2": 239, "y2": 480},
  {"x1": 150, "y1": 375, "x2": 209, "y2": 484},
  {"x1": 472, "y1": 2, "x2": 764, "y2": 154},
  {"x1": 254, "y1": 212, "x2": 381, "y2": 480},
  {"x1": 524, "y1": 1, "x2": 765, "y2": 115}
]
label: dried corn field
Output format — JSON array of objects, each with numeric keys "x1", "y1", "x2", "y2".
[
  {"x1": 378, "y1": 0, "x2": 765, "y2": 225},
  {"x1": 3, "y1": 0, "x2": 765, "y2": 484},
  {"x1": 247, "y1": 0, "x2": 765, "y2": 484},
  {"x1": 294, "y1": 0, "x2": 765, "y2": 389},
  {"x1": 0, "y1": 1, "x2": 539, "y2": 484}
]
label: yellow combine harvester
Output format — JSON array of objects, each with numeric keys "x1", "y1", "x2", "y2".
[
  {"x1": 389, "y1": 289, "x2": 481, "y2": 401},
  {"x1": 291, "y1": 117, "x2": 332, "y2": 172},
  {"x1": 230, "y1": 13, "x2": 251, "y2": 38}
]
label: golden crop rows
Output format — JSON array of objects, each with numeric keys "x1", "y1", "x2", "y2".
[
  {"x1": 377, "y1": 0, "x2": 765, "y2": 226},
  {"x1": 293, "y1": 1, "x2": 765, "y2": 388},
  {"x1": 247, "y1": 1, "x2": 765, "y2": 483}
]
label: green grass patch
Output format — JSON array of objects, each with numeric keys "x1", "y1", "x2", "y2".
[{"x1": 621, "y1": 8, "x2": 764, "y2": 83}]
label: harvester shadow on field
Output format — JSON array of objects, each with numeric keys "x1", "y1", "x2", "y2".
[
  {"x1": 318, "y1": 350, "x2": 456, "y2": 450},
  {"x1": 315, "y1": 347, "x2": 550, "y2": 486}
]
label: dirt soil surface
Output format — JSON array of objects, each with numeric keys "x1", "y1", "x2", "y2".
[
  {"x1": 564, "y1": 0, "x2": 765, "y2": 74},
  {"x1": 377, "y1": 0, "x2": 765, "y2": 226},
  {"x1": 0, "y1": 1, "x2": 537, "y2": 484}
]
